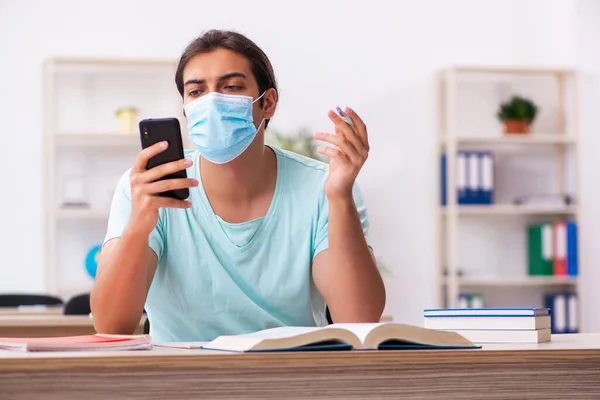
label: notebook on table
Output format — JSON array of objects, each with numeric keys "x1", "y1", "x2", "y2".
[
  {"x1": 195, "y1": 323, "x2": 479, "y2": 353},
  {"x1": 0, "y1": 334, "x2": 152, "y2": 352}
]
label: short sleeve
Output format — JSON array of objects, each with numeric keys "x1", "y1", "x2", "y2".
[
  {"x1": 103, "y1": 169, "x2": 165, "y2": 260},
  {"x1": 312, "y1": 183, "x2": 371, "y2": 259}
]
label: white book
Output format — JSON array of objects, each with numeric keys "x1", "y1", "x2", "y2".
[
  {"x1": 448, "y1": 328, "x2": 551, "y2": 344},
  {"x1": 198, "y1": 323, "x2": 477, "y2": 352},
  {"x1": 424, "y1": 308, "x2": 549, "y2": 317},
  {"x1": 424, "y1": 315, "x2": 551, "y2": 331}
]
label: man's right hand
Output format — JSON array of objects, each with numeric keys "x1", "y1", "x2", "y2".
[{"x1": 128, "y1": 141, "x2": 198, "y2": 234}]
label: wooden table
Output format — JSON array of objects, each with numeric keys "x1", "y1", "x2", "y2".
[
  {"x1": 1, "y1": 333, "x2": 599, "y2": 399},
  {"x1": 0, "y1": 316, "x2": 145, "y2": 338}
]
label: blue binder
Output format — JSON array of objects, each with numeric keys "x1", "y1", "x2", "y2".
[
  {"x1": 545, "y1": 293, "x2": 568, "y2": 334},
  {"x1": 567, "y1": 220, "x2": 578, "y2": 276},
  {"x1": 440, "y1": 152, "x2": 469, "y2": 205},
  {"x1": 465, "y1": 151, "x2": 479, "y2": 204},
  {"x1": 566, "y1": 292, "x2": 579, "y2": 333},
  {"x1": 479, "y1": 151, "x2": 494, "y2": 205},
  {"x1": 458, "y1": 151, "x2": 469, "y2": 204},
  {"x1": 441, "y1": 154, "x2": 447, "y2": 206}
]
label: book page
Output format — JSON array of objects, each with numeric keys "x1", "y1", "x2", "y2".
[
  {"x1": 326, "y1": 323, "x2": 382, "y2": 344},
  {"x1": 234, "y1": 326, "x2": 324, "y2": 340}
]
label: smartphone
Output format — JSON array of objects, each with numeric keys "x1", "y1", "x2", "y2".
[{"x1": 139, "y1": 118, "x2": 189, "y2": 200}]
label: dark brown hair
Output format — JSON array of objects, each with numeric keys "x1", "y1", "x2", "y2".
[{"x1": 175, "y1": 29, "x2": 278, "y2": 128}]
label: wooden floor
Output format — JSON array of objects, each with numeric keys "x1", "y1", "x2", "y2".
[{"x1": 1, "y1": 334, "x2": 600, "y2": 399}]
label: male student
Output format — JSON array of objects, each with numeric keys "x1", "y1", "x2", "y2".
[{"x1": 90, "y1": 29, "x2": 385, "y2": 342}]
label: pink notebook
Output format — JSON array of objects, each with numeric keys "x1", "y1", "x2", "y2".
[{"x1": 0, "y1": 334, "x2": 151, "y2": 352}]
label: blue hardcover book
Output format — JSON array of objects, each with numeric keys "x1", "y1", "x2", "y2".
[
  {"x1": 567, "y1": 220, "x2": 578, "y2": 276},
  {"x1": 424, "y1": 308, "x2": 550, "y2": 318}
]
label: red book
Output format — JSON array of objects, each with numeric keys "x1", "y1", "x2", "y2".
[
  {"x1": 553, "y1": 221, "x2": 567, "y2": 276},
  {"x1": 0, "y1": 334, "x2": 151, "y2": 352}
]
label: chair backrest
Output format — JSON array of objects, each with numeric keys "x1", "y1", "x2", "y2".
[
  {"x1": 0, "y1": 294, "x2": 63, "y2": 308},
  {"x1": 64, "y1": 293, "x2": 91, "y2": 315}
]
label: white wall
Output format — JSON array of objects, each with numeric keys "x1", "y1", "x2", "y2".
[{"x1": 0, "y1": 0, "x2": 590, "y2": 326}]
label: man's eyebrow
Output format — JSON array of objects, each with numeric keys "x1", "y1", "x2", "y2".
[
  {"x1": 184, "y1": 78, "x2": 204, "y2": 86},
  {"x1": 217, "y1": 72, "x2": 247, "y2": 81},
  {"x1": 184, "y1": 72, "x2": 247, "y2": 87}
]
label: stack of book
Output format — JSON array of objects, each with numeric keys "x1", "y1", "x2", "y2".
[{"x1": 424, "y1": 308, "x2": 551, "y2": 344}]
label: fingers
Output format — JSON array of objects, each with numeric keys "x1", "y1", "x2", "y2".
[
  {"x1": 327, "y1": 110, "x2": 368, "y2": 157},
  {"x1": 317, "y1": 146, "x2": 349, "y2": 163},
  {"x1": 314, "y1": 132, "x2": 363, "y2": 164},
  {"x1": 145, "y1": 178, "x2": 199, "y2": 195},
  {"x1": 345, "y1": 107, "x2": 369, "y2": 151},
  {"x1": 139, "y1": 158, "x2": 192, "y2": 184},
  {"x1": 154, "y1": 197, "x2": 192, "y2": 209},
  {"x1": 132, "y1": 141, "x2": 169, "y2": 173}
]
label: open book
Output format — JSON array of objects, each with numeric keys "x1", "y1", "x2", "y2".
[
  {"x1": 0, "y1": 334, "x2": 152, "y2": 352},
  {"x1": 199, "y1": 323, "x2": 478, "y2": 352}
]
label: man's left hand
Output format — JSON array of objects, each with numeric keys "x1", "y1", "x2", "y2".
[{"x1": 314, "y1": 107, "x2": 370, "y2": 200}]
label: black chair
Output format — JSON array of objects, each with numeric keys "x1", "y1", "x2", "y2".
[
  {"x1": 0, "y1": 294, "x2": 63, "y2": 308},
  {"x1": 326, "y1": 306, "x2": 333, "y2": 324},
  {"x1": 144, "y1": 318, "x2": 150, "y2": 334},
  {"x1": 64, "y1": 293, "x2": 91, "y2": 315}
]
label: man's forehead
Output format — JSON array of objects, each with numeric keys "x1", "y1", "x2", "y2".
[{"x1": 183, "y1": 50, "x2": 252, "y2": 79}]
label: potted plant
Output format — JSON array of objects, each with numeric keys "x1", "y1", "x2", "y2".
[
  {"x1": 496, "y1": 95, "x2": 538, "y2": 134},
  {"x1": 115, "y1": 106, "x2": 139, "y2": 134},
  {"x1": 267, "y1": 127, "x2": 323, "y2": 161}
]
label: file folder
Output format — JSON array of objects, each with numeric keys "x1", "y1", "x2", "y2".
[
  {"x1": 567, "y1": 292, "x2": 579, "y2": 333},
  {"x1": 467, "y1": 152, "x2": 479, "y2": 204},
  {"x1": 480, "y1": 152, "x2": 494, "y2": 205},
  {"x1": 553, "y1": 221, "x2": 567, "y2": 276},
  {"x1": 566, "y1": 220, "x2": 578, "y2": 277}
]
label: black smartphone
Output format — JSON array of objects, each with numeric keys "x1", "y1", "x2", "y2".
[{"x1": 139, "y1": 118, "x2": 189, "y2": 200}]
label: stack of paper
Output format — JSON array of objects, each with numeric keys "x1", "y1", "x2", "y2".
[
  {"x1": 423, "y1": 308, "x2": 551, "y2": 344},
  {"x1": 0, "y1": 334, "x2": 152, "y2": 352}
]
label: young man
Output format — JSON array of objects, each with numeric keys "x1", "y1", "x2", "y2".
[{"x1": 90, "y1": 30, "x2": 385, "y2": 342}]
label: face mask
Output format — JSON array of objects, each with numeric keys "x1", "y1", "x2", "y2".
[{"x1": 184, "y1": 92, "x2": 265, "y2": 164}]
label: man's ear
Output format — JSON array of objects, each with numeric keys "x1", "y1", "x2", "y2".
[{"x1": 262, "y1": 88, "x2": 278, "y2": 120}]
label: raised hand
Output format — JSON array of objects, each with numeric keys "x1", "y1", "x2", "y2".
[{"x1": 314, "y1": 107, "x2": 370, "y2": 200}]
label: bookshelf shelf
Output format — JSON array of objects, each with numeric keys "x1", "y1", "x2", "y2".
[
  {"x1": 56, "y1": 133, "x2": 140, "y2": 148},
  {"x1": 436, "y1": 66, "x2": 581, "y2": 324},
  {"x1": 441, "y1": 205, "x2": 577, "y2": 216},
  {"x1": 440, "y1": 135, "x2": 576, "y2": 146},
  {"x1": 454, "y1": 276, "x2": 578, "y2": 287},
  {"x1": 56, "y1": 208, "x2": 110, "y2": 220}
]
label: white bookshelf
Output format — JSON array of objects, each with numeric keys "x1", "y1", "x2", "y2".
[
  {"x1": 42, "y1": 57, "x2": 184, "y2": 299},
  {"x1": 441, "y1": 205, "x2": 577, "y2": 216},
  {"x1": 455, "y1": 276, "x2": 578, "y2": 287},
  {"x1": 436, "y1": 66, "x2": 582, "y2": 324}
]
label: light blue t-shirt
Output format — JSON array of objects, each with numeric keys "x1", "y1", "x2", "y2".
[{"x1": 103, "y1": 146, "x2": 370, "y2": 342}]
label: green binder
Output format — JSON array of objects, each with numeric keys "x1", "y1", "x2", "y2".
[{"x1": 528, "y1": 223, "x2": 553, "y2": 275}]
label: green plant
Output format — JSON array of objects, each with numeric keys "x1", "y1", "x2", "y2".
[
  {"x1": 496, "y1": 95, "x2": 538, "y2": 123},
  {"x1": 268, "y1": 127, "x2": 323, "y2": 161}
]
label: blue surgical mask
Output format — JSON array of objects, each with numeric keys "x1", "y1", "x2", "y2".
[{"x1": 184, "y1": 92, "x2": 265, "y2": 164}]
